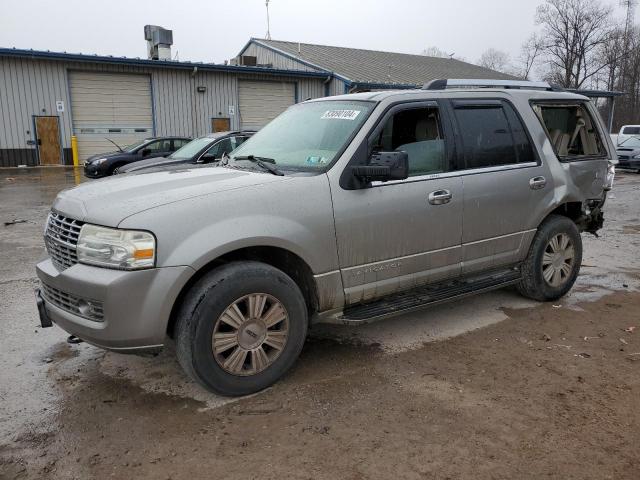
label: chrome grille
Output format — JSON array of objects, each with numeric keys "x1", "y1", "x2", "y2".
[
  {"x1": 44, "y1": 212, "x2": 84, "y2": 270},
  {"x1": 41, "y1": 283, "x2": 104, "y2": 322}
]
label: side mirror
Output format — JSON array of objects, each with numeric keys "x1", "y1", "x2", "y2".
[
  {"x1": 198, "y1": 153, "x2": 218, "y2": 163},
  {"x1": 352, "y1": 151, "x2": 409, "y2": 183},
  {"x1": 141, "y1": 148, "x2": 151, "y2": 157}
]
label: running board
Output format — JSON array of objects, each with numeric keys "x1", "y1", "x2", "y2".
[{"x1": 339, "y1": 269, "x2": 521, "y2": 325}]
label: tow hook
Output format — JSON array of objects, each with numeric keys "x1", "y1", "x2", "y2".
[{"x1": 35, "y1": 288, "x2": 52, "y2": 328}]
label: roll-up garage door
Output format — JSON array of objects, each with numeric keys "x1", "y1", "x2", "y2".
[
  {"x1": 238, "y1": 80, "x2": 295, "y2": 130},
  {"x1": 69, "y1": 72, "x2": 154, "y2": 160}
]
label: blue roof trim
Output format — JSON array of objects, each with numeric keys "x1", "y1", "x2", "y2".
[
  {"x1": 0, "y1": 47, "x2": 332, "y2": 79},
  {"x1": 245, "y1": 39, "x2": 352, "y2": 83},
  {"x1": 350, "y1": 81, "x2": 420, "y2": 90}
]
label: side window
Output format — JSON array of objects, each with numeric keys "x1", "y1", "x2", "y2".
[
  {"x1": 172, "y1": 139, "x2": 189, "y2": 150},
  {"x1": 205, "y1": 138, "x2": 233, "y2": 159},
  {"x1": 454, "y1": 105, "x2": 526, "y2": 169},
  {"x1": 370, "y1": 107, "x2": 447, "y2": 176},
  {"x1": 535, "y1": 104, "x2": 605, "y2": 158},
  {"x1": 233, "y1": 136, "x2": 248, "y2": 148},
  {"x1": 146, "y1": 139, "x2": 171, "y2": 153}
]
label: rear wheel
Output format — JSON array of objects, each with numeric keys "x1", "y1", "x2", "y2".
[
  {"x1": 517, "y1": 215, "x2": 582, "y2": 301},
  {"x1": 175, "y1": 261, "x2": 308, "y2": 396}
]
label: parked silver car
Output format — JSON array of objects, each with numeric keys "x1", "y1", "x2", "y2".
[{"x1": 36, "y1": 79, "x2": 616, "y2": 395}]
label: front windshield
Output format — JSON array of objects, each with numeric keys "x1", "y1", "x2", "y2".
[
  {"x1": 619, "y1": 136, "x2": 640, "y2": 147},
  {"x1": 123, "y1": 139, "x2": 149, "y2": 152},
  {"x1": 230, "y1": 100, "x2": 375, "y2": 171},
  {"x1": 169, "y1": 137, "x2": 213, "y2": 160}
]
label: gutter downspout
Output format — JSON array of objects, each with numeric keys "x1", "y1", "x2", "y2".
[
  {"x1": 323, "y1": 75, "x2": 331, "y2": 97},
  {"x1": 191, "y1": 66, "x2": 199, "y2": 136}
]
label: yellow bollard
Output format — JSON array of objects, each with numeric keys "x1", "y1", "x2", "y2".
[
  {"x1": 71, "y1": 135, "x2": 79, "y2": 167},
  {"x1": 71, "y1": 135, "x2": 82, "y2": 184}
]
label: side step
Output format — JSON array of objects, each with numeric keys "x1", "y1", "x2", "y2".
[{"x1": 340, "y1": 269, "x2": 521, "y2": 324}]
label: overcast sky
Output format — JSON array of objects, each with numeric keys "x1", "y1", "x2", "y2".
[{"x1": 0, "y1": 0, "x2": 632, "y2": 68}]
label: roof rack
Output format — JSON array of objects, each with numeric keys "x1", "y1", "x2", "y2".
[{"x1": 423, "y1": 79, "x2": 558, "y2": 91}]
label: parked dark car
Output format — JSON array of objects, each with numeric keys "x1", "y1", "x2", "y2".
[
  {"x1": 83, "y1": 137, "x2": 191, "y2": 178},
  {"x1": 115, "y1": 131, "x2": 254, "y2": 174},
  {"x1": 616, "y1": 136, "x2": 640, "y2": 172}
]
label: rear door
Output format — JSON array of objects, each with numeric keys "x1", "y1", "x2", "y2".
[{"x1": 449, "y1": 99, "x2": 549, "y2": 274}]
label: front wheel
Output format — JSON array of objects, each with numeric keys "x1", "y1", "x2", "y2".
[
  {"x1": 517, "y1": 215, "x2": 583, "y2": 302},
  {"x1": 175, "y1": 261, "x2": 308, "y2": 396}
]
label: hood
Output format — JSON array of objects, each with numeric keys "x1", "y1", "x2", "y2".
[
  {"x1": 53, "y1": 166, "x2": 288, "y2": 226},
  {"x1": 86, "y1": 150, "x2": 128, "y2": 162},
  {"x1": 119, "y1": 156, "x2": 182, "y2": 173},
  {"x1": 616, "y1": 146, "x2": 640, "y2": 153}
]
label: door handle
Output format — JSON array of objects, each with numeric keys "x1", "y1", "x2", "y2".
[
  {"x1": 428, "y1": 189, "x2": 452, "y2": 205},
  {"x1": 529, "y1": 176, "x2": 547, "y2": 190}
]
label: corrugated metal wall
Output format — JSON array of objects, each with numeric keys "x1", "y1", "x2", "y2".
[
  {"x1": 328, "y1": 77, "x2": 348, "y2": 96},
  {"x1": 0, "y1": 57, "x2": 72, "y2": 164},
  {"x1": 0, "y1": 56, "x2": 327, "y2": 166},
  {"x1": 241, "y1": 42, "x2": 345, "y2": 97},
  {"x1": 242, "y1": 43, "x2": 319, "y2": 72}
]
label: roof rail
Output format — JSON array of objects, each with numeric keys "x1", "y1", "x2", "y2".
[{"x1": 423, "y1": 79, "x2": 556, "y2": 91}]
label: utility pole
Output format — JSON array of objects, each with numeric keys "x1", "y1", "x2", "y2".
[
  {"x1": 265, "y1": 0, "x2": 272, "y2": 40},
  {"x1": 619, "y1": 0, "x2": 637, "y2": 91}
]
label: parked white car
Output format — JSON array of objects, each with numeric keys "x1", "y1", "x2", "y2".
[{"x1": 617, "y1": 125, "x2": 640, "y2": 145}]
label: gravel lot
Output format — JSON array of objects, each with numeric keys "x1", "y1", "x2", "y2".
[{"x1": 1, "y1": 167, "x2": 639, "y2": 479}]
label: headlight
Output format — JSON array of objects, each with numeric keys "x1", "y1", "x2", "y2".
[
  {"x1": 633, "y1": 154, "x2": 640, "y2": 159},
  {"x1": 77, "y1": 224, "x2": 156, "y2": 270},
  {"x1": 91, "y1": 158, "x2": 108, "y2": 165}
]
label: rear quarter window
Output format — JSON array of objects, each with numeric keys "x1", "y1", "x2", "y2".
[{"x1": 533, "y1": 103, "x2": 605, "y2": 160}]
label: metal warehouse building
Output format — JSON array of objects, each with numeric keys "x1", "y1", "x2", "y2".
[{"x1": 0, "y1": 36, "x2": 512, "y2": 167}]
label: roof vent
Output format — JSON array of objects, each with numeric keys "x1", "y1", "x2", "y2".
[
  {"x1": 144, "y1": 25, "x2": 173, "y2": 61},
  {"x1": 240, "y1": 55, "x2": 257, "y2": 66}
]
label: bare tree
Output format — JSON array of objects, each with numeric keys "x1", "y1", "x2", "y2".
[
  {"x1": 421, "y1": 46, "x2": 449, "y2": 58},
  {"x1": 518, "y1": 33, "x2": 543, "y2": 80},
  {"x1": 535, "y1": 0, "x2": 614, "y2": 88},
  {"x1": 477, "y1": 48, "x2": 511, "y2": 72}
]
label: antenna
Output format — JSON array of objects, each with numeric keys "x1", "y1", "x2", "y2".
[{"x1": 265, "y1": 0, "x2": 272, "y2": 40}]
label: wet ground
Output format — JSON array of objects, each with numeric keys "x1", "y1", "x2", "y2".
[{"x1": 1, "y1": 167, "x2": 639, "y2": 479}]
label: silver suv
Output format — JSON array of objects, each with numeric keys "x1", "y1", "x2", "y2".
[{"x1": 36, "y1": 79, "x2": 616, "y2": 396}]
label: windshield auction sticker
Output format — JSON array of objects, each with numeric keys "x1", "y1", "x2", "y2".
[{"x1": 321, "y1": 109, "x2": 361, "y2": 120}]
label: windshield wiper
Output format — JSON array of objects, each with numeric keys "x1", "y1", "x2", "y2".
[{"x1": 233, "y1": 155, "x2": 284, "y2": 176}]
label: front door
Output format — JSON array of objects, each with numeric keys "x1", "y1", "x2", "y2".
[
  {"x1": 331, "y1": 101, "x2": 463, "y2": 304},
  {"x1": 35, "y1": 116, "x2": 62, "y2": 165},
  {"x1": 212, "y1": 118, "x2": 231, "y2": 133}
]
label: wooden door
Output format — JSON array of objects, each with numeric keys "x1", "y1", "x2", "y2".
[
  {"x1": 35, "y1": 117, "x2": 62, "y2": 165},
  {"x1": 212, "y1": 117, "x2": 231, "y2": 133}
]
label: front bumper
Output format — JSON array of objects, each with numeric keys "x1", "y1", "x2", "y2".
[
  {"x1": 83, "y1": 163, "x2": 108, "y2": 178},
  {"x1": 35, "y1": 258, "x2": 194, "y2": 352},
  {"x1": 616, "y1": 157, "x2": 640, "y2": 169}
]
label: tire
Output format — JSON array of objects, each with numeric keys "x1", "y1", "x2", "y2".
[
  {"x1": 517, "y1": 214, "x2": 583, "y2": 302},
  {"x1": 175, "y1": 261, "x2": 308, "y2": 396},
  {"x1": 107, "y1": 163, "x2": 124, "y2": 176}
]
